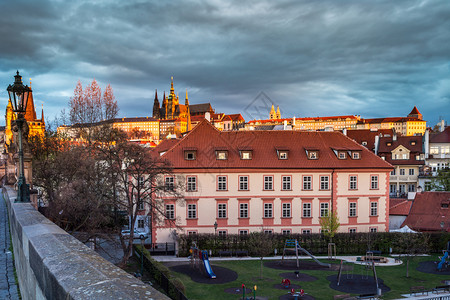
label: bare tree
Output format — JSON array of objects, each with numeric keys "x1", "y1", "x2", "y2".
[
  {"x1": 104, "y1": 141, "x2": 183, "y2": 266},
  {"x1": 68, "y1": 79, "x2": 119, "y2": 144}
]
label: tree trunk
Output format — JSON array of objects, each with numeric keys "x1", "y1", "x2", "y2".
[
  {"x1": 260, "y1": 257, "x2": 263, "y2": 279},
  {"x1": 406, "y1": 257, "x2": 409, "y2": 278}
]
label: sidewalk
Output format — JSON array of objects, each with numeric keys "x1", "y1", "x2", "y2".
[
  {"x1": 152, "y1": 255, "x2": 402, "y2": 266},
  {"x1": 0, "y1": 189, "x2": 20, "y2": 299}
]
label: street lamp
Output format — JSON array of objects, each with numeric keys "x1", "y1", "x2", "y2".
[
  {"x1": 214, "y1": 221, "x2": 218, "y2": 235},
  {"x1": 7, "y1": 71, "x2": 30, "y2": 202}
]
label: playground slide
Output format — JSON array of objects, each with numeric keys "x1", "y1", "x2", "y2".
[
  {"x1": 201, "y1": 250, "x2": 216, "y2": 279},
  {"x1": 298, "y1": 246, "x2": 331, "y2": 268},
  {"x1": 437, "y1": 251, "x2": 448, "y2": 271}
]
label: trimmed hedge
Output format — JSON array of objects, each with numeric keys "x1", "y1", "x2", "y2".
[
  {"x1": 178, "y1": 232, "x2": 450, "y2": 257},
  {"x1": 135, "y1": 245, "x2": 187, "y2": 300}
]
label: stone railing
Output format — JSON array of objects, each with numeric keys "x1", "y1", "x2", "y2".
[{"x1": 3, "y1": 186, "x2": 169, "y2": 300}]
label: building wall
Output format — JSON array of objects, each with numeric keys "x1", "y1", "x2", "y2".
[{"x1": 155, "y1": 169, "x2": 390, "y2": 243}]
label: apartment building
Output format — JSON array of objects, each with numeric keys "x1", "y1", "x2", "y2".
[{"x1": 153, "y1": 120, "x2": 393, "y2": 243}]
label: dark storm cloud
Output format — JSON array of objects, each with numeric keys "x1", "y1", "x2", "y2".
[{"x1": 0, "y1": 0, "x2": 449, "y2": 126}]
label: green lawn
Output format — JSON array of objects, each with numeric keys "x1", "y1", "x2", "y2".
[{"x1": 166, "y1": 256, "x2": 448, "y2": 300}]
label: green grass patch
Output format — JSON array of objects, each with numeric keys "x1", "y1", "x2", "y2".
[{"x1": 167, "y1": 256, "x2": 448, "y2": 300}]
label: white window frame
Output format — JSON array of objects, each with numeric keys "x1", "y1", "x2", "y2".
[
  {"x1": 320, "y1": 176, "x2": 329, "y2": 190},
  {"x1": 264, "y1": 203, "x2": 273, "y2": 218},
  {"x1": 282, "y1": 176, "x2": 291, "y2": 190},
  {"x1": 349, "y1": 202, "x2": 357, "y2": 217},
  {"x1": 187, "y1": 204, "x2": 197, "y2": 219},
  {"x1": 371, "y1": 175, "x2": 378, "y2": 189},
  {"x1": 239, "y1": 176, "x2": 249, "y2": 191},
  {"x1": 320, "y1": 202, "x2": 329, "y2": 217},
  {"x1": 282, "y1": 203, "x2": 291, "y2": 218},
  {"x1": 370, "y1": 202, "x2": 378, "y2": 216},
  {"x1": 303, "y1": 203, "x2": 311, "y2": 218},
  {"x1": 187, "y1": 176, "x2": 197, "y2": 192},
  {"x1": 349, "y1": 176, "x2": 357, "y2": 190},
  {"x1": 303, "y1": 176, "x2": 312, "y2": 190},
  {"x1": 165, "y1": 204, "x2": 175, "y2": 219},
  {"x1": 165, "y1": 176, "x2": 174, "y2": 191},
  {"x1": 239, "y1": 203, "x2": 248, "y2": 218},
  {"x1": 264, "y1": 176, "x2": 273, "y2": 190},
  {"x1": 217, "y1": 176, "x2": 227, "y2": 191},
  {"x1": 218, "y1": 203, "x2": 227, "y2": 219}
]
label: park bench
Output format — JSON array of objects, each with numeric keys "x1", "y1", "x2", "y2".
[
  {"x1": 433, "y1": 285, "x2": 450, "y2": 294},
  {"x1": 410, "y1": 286, "x2": 428, "y2": 296},
  {"x1": 357, "y1": 293, "x2": 378, "y2": 299},
  {"x1": 218, "y1": 250, "x2": 232, "y2": 257},
  {"x1": 367, "y1": 250, "x2": 382, "y2": 256},
  {"x1": 235, "y1": 250, "x2": 249, "y2": 257}
]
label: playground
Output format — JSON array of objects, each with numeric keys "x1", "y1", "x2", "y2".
[{"x1": 160, "y1": 240, "x2": 450, "y2": 299}]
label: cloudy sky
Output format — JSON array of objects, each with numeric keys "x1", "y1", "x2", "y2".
[{"x1": 0, "y1": 0, "x2": 449, "y2": 127}]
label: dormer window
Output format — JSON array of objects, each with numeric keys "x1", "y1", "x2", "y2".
[
  {"x1": 352, "y1": 152, "x2": 360, "y2": 159},
  {"x1": 277, "y1": 150, "x2": 288, "y2": 160},
  {"x1": 338, "y1": 152, "x2": 346, "y2": 159},
  {"x1": 308, "y1": 151, "x2": 318, "y2": 159},
  {"x1": 410, "y1": 141, "x2": 416, "y2": 146},
  {"x1": 386, "y1": 142, "x2": 392, "y2": 146},
  {"x1": 240, "y1": 150, "x2": 252, "y2": 160},
  {"x1": 216, "y1": 150, "x2": 228, "y2": 160},
  {"x1": 362, "y1": 141, "x2": 368, "y2": 146},
  {"x1": 184, "y1": 150, "x2": 196, "y2": 160}
]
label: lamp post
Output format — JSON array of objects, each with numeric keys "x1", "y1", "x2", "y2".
[
  {"x1": 214, "y1": 221, "x2": 218, "y2": 235},
  {"x1": 7, "y1": 71, "x2": 30, "y2": 202}
]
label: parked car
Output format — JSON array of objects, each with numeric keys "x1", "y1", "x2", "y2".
[{"x1": 120, "y1": 229, "x2": 149, "y2": 239}]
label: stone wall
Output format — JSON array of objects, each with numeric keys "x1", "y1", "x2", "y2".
[{"x1": 3, "y1": 187, "x2": 169, "y2": 300}]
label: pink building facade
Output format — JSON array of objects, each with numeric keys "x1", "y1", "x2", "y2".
[{"x1": 153, "y1": 120, "x2": 392, "y2": 243}]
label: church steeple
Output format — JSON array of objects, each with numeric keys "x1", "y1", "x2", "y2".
[
  {"x1": 152, "y1": 89, "x2": 161, "y2": 119},
  {"x1": 269, "y1": 104, "x2": 276, "y2": 120},
  {"x1": 163, "y1": 91, "x2": 168, "y2": 119},
  {"x1": 185, "y1": 89, "x2": 189, "y2": 106},
  {"x1": 276, "y1": 106, "x2": 281, "y2": 119},
  {"x1": 41, "y1": 103, "x2": 44, "y2": 122}
]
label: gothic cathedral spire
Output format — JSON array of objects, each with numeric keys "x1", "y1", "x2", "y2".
[{"x1": 152, "y1": 89, "x2": 161, "y2": 119}]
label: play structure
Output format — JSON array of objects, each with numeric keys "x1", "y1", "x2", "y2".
[
  {"x1": 437, "y1": 241, "x2": 450, "y2": 272},
  {"x1": 189, "y1": 243, "x2": 216, "y2": 279},
  {"x1": 336, "y1": 258, "x2": 379, "y2": 290},
  {"x1": 282, "y1": 239, "x2": 331, "y2": 268}
]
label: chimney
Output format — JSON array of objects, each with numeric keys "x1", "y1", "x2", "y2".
[
  {"x1": 374, "y1": 135, "x2": 380, "y2": 155},
  {"x1": 424, "y1": 130, "x2": 429, "y2": 159},
  {"x1": 284, "y1": 120, "x2": 287, "y2": 130},
  {"x1": 205, "y1": 112, "x2": 210, "y2": 122},
  {"x1": 393, "y1": 132, "x2": 397, "y2": 141},
  {"x1": 439, "y1": 120, "x2": 445, "y2": 132},
  {"x1": 293, "y1": 116, "x2": 296, "y2": 127},
  {"x1": 343, "y1": 128, "x2": 347, "y2": 136}
]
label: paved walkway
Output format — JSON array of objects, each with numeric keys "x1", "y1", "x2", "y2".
[{"x1": 0, "y1": 189, "x2": 20, "y2": 299}]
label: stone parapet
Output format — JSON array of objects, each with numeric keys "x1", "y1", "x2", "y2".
[{"x1": 3, "y1": 186, "x2": 169, "y2": 300}]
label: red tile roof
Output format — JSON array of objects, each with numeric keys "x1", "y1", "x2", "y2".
[
  {"x1": 389, "y1": 199, "x2": 413, "y2": 216},
  {"x1": 226, "y1": 114, "x2": 245, "y2": 122},
  {"x1": 402, "y1": 192, "x2": 450, "y2": 232},
  {"x1": 377, "y1": 135, "x2": 425, "y2": 165},
  {"x1": 155, "y1": 138, "x2": 180, "y2": 154},
  {"x1": 346, "y1": 129, "x2": 394, "y2": 151},
  {"x1": 409, "y1": 106, "x2": 421, "y2": 115},
  {"x1": 161, "y1": 120, "x2": 393, "y2": 170},
  {"x1": 430, "y1": 127, "x2": 450, "y2": 143}
]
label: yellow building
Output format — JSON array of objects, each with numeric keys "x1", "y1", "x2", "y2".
[{"x1": 356, "y1": 106, "x2": 426, "y2": 136}]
